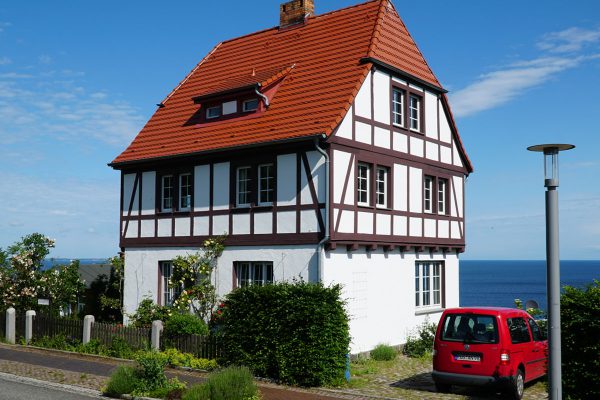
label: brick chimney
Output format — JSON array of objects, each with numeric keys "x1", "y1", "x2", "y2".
[{"x1": 280, "y1": 0, "x2": 314, "y2": 28}]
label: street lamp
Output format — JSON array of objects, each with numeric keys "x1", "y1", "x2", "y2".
[{"x1": 527, "y1": 143, "x2": 574, "y2": 400}]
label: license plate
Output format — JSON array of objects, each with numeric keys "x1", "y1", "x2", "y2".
[{"x1": 455, "y1": 355, "x2": 480, "y2": 362}]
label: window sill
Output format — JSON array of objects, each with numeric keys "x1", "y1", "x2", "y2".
[
  {"x1": 410, "y1": 128, "x2": 424, "y2": 134},
  {"x1": 415, "y1": 307, "x2": 444, "y2": 316}
]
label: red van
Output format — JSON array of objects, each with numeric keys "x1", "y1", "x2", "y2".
[{"x1": 432, "y1": 307, "x2": 547, "y2": 400}]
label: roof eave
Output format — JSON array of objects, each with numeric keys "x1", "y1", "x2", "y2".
[
  {"x1": 192, "y1": 83, "x2": 259, "y2": 104},
  {"x1": 360, "y1": 57, "x2": 448, "y2": 94},
  {"x1": 108, "y1": 133, "x2": 326, "y2": 170}
]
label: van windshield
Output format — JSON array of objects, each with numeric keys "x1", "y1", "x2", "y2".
[{"x1": 441, "y1": 314, "x2": 499, "y2": 344}]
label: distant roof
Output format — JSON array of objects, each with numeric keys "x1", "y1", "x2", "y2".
[
  {"x1": 111, "y1": 0, "x2": 462, "y2": 167},
  {"x1": 78, "y1": 263, "x2": 112, "y2": 288}
]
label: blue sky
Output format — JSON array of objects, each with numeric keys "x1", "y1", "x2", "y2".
[{"x1": 1, "y1": 0, "x2": 599, "y2": 260}]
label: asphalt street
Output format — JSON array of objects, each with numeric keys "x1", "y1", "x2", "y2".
[{"x1": 0, "y1": 372, "x2": 104, "y2": 400}]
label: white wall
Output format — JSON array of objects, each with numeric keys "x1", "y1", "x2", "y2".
[{"x1": 322, "y1": 248, "x2": 460, "y2": 353}]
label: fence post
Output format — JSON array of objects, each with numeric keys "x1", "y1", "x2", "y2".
[
  {"x1": 5, "y1": 308, "x2": 15, "y2": 344},
  {"x1": 25, "y1": 310, "x2": 36, "y2": 345},
  {"x1": 83, "y1": 315, "x2": 95, "y2": 344},
  {"x1": 151, "y1": 320, "x2": 163, "y2": 351}
]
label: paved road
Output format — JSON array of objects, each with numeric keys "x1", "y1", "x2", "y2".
[{"x1": 0, "y1": 373, "x2": 103, "y2": 400}]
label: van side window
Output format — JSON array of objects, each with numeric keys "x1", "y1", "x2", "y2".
[
  {"x1": 507, "y1": 317, "x2": 531, "y2": 344},
  {"x1": 528, "y1": 318, "x2": 543, "y2": 341}
]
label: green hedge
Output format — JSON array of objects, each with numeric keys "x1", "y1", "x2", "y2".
[
  {"x1": 217, "y1": 282, "x2": 350, "y2": 387},
  {"x1": 562, "y1": 280, "x2": 600, "y2": 400}
]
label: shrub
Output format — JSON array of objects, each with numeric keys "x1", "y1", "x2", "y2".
[
  {"x1": 103, "y1": 365, "x2": 139, "y2": 397},
  {"x1": 78, "y1": 339, "x2": 108, "y2": 356},
  {"x1": 108, "y1": 336, "x2": 134, "y2": 359},
  {"x1": 164, "y1": 313, "x2": 209, "y2": 337},
  {"x1": 135, "y1": 350, "x2": 168, "y2": 392},
  {"x1": 219, "y1": 281, "x2": 350, "y2": 387},
  {"x1": 370, "y1": 344, "x2": 396, "y2": 361},
  {"x1": 562, "y1": 280, "x2": 600, "y2": 400},
  {"x1": 183, "y1": 366, "x2": 258, "y2": 400},
  {"x1": 129, "y1": 298, "x2": 170, "y2": 328},
  {"x1": 402, "y1": 320, "x2": 437, "y2": 358},
  {"x1": 162, "y1": 347, "x2": 218, "y2": 371}
]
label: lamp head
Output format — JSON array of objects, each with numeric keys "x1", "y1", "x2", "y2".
[{"x1": 527, "y1": 144, "x2": 575, "y2": 188}]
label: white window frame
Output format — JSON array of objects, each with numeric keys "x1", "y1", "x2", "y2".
[
  {"x1": 438, "y1": 178, "x2": 447, "y2": 215},
  {"x1": 206, "y1": 105, "x2": 221, "y2": 119},
  {"x1": 375, "y1": 166, "x2": 388, "y2": 208},
  {"x1": 160, "y1": 261, "x2": 182, "y2": 306},
  {"x1": 392, "y1": 88, "x2": 404, "y2": 127},
  {"x1": 424, "y1": 175, "x2": 433, "y2": 213},
  {"x1": 357, "y1": 163, "x2": 371, "y2": 206},
  {"x1": 415, "y1": 261, "x2": 443, "y2": 309},
  {"x1": 409, "y1": 94, "x2": 421, "y2": 132},
  {"x1": 179, "y1": 173, "x2": 192, "y2": 211},
  {"x1": 236, "y1": 166, "x2": 252, "y2": 207},
  {"x1": 235, "y1": 261, "x2": 274, "y2": 288},
  {"x1": 161, "y1": 175, "x2": 174, "y2": 212},
  {"x1": 258, "y1": 163, "x2": 275, "y2": 206},
  {"x1": 242, "y1": 98, "x2": 259, "y2": 112}
]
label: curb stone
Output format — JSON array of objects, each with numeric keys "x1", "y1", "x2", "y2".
[{"x1": 0, "y1": 370, "x2": 105, "y2": 398}]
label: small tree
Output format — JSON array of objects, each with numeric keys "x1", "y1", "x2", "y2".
[
  {"x1": 39, "y1": 261, "x2": 86, "y2": 316},
  {"x1": 169, "y1": 236, "x2": 225, "y2": 322}
]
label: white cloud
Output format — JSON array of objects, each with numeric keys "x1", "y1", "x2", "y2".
[
  {"x1": 0, "y1": 22, "x2": 10, "y2": 33},
  {"x1": 450, "y1": 27, "x2": 600, "y2": 118},
  {"x1": 538, "y1": 27, "x2": 600, "y2": 53},
  {"x1": 38, "y1": 55, "x2": 52, "y2": 64},
  {"x1": 0, "y1": 57, "x2": 11, "y2": 65}
]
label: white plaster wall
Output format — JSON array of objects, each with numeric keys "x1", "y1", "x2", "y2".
[
  {"x1": 232, "y1": 213, "x2": 250, "y2": 235},
  {"x1": 424, "y1": 218, "x2": 436, "y2": 238},
  {"x1": 338, "y1": 210, "x2": 354, "y2": 233},
  {"x1": 410, "y1": 137, "x2": 424, "y2": 158},
  {"x1": 451, "y1": 176, "x2": 464, "y2": 218},
  {"x1": 440, "y1": 145, "x2": 452, "y2": 165},
  {"x1": 355, "y1": 121, "x2": 371, "y2": 144},
  {"x1": 141, "y1": 172, "x2": 156, "y2": 215},
  {"x1": 393, "y1": 131, "x2": 408, "y2": 153},
  {"x1": 374, "y1": 127, "x2": 390, "y2": 149},
  {"x1": 373, "y1": 70, "x2": 390, "y2": 124},
  {"x1": 357, "y1": 212, "x2": 373, "y2": 234},
  {"x1": 409, "y1": 167, "x2": 423, "y2": 213},
  {"x1": 140, "y1": 220, "x2": 155, "y2": 238},
  {"x1": 277, "y1": 211, "x2": 295, "y2": 233},
  {"x1": 335, "y1": 106, "x2": 353, "y2": 139},
  {"x1": 425, "y1": 142, "x2": 439, "y2": 161},
  {"x1": 425, "y1": 91, "x2": 438, "y2": 139},
  {"x1": 439, "y1": 109, "x2": 452, "y2": 143},
  {"x1": 123, "y1": 245, "x2": 319, "y2": 323},
  {"x1": 322, "y1": 249, "x2": 460, "y2": 353},
  {"x1": 355, "y1": 72, "x2": 372, "y2": 119},
  {"x1": 175, "y1": 217, "x2": 190, "y2": 237},
  {"x1": 453, "y1": 143, "x2": 463, "y2": 168},
  {"x1": 409, "y1": 217, "x2": 422, "y2": 237},
  {"x1": 333, "y1": 150, "x2": 354, "y2": 205},
  {"x1": 302, "y1": 150, "x2": 325, "y2": 205},
  {"x1": 300, "y1": 209, "x2": 319, "y2": 233},
  {"x1": 277, "y1": 154, "x2": 296, "y2": 206},
  {"x1": 254, "y1": 212, "x2": 272, "y2": 234},
  {"x1": 376, "y1": 214, "x2": 391, "y2": 235},
  {"x1": 393, "y1": 215, "x2": 407, "y2": 236},
  {"x1": 393, "y1": 164, "x2": 408, "y2": 211},
  {"x1": 194, "y1": 165, "x2": 210, "y2": 211},
  {"x1": 158, "y1": 218, "x2": 172, "y2": 237},
  {"x1": 122, "y1": 173, "x2": 138, "y2": 216},
  {"x1": 212, "y1": 162, "x2": 229, "y2": 211},
  {"x1": 213, "y1": 214, "x2": 228, "y2": 235},
  {"x1": 193, "y1": 216, "x2": 209, "y2": 236},
  {"x1": 125, "y1": 221, "x2": 138, "y2": 238}
]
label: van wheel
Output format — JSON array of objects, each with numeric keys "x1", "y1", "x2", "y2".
[
  {"x1": 435, "y1": 382, "x2": 451, "y2": 393},
  {"x1": 507, "y1": 368, "x2": 525, "y2": 400}
]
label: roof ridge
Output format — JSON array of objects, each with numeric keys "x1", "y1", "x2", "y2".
[
  {"x1": 366, "y1": 0, "x2": 388, "y2": 59},
  {"x1": 385, "y1": 1, "x2": 441, "y2": 87}
]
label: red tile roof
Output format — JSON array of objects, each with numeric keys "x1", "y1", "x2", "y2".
[{"x1": 111, "y1": 0, "x2": 466, "y2": 169}]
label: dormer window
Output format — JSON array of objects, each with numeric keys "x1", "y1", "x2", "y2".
[
  {"x1": 243, "y1": 98, "x2": 259, "y2": 112},
  {"x1": 206, "y1": 105, "x2": 221, "y2": 119}
]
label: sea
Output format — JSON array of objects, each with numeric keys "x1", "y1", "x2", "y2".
[{"x1": 460, "y1": 260, "x2": 600, "y2": 311}]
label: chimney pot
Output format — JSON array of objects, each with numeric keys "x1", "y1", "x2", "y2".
[{"x1": 280, "y1": 0, "x2": 314, "y2": 28}]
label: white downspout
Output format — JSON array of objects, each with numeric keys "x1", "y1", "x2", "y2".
[
  {"x1": 255, "y1": 86, "x2": 270, "y2": 108},
  {"x1": 314, "y1": 136, "x2": 330, "y2": 283}
]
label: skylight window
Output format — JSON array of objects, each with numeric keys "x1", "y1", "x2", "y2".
[
  {"x1": 243, "y1": 99, "x2": 259, "y2": 112},
  {"x1": 206, "y1": 105, "x2": 221, "y2": 119}
]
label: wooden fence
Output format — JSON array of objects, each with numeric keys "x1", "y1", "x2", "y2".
[
  {"x1": 164, "y1": 334, "x2": 221, "y2": 360},
  {"x1": 33, "y1": 314, "x2": 83, "y2": 342},
  {"x1": 91, "y1": 322, "x2": 151, "y2": 351},
  {"x1": 15, "y1": 314, "x2": 25, "y2": 340}
]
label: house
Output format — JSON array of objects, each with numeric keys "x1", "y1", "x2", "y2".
[{"x1": 110, "y1": 0, "x2": 472, "y2": 353}]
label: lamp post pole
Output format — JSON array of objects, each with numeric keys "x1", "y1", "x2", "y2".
[{"x1": 527, "y1": 143, "x2": 574, "y2": 400}]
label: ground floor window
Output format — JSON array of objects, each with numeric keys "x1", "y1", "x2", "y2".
[
  {"x1": 234, "y1": 262, "x2": 273, "y2": 288},
  {"x1": 160, "y1": 261, "x2": 182, "y2": 306},
  {"x1": 415, "y1": 261, "x2": 443, "y2": 308}
]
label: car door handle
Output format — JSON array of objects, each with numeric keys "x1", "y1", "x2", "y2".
[{"x1": 532, "y1": 349, "x2": 539, "y2": 352}]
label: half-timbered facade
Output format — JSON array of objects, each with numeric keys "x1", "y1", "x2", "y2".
[{"x1": 111, "y1": 0, "x2": 472, "y2": 353}]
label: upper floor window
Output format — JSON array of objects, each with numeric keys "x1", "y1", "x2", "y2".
[
  {"x1": 235, "y1": 261, "x2": 273, "y2": 288},
  {"x1": 424, "y1": 175, "x2": 433, "y2": 213},
  {"x1": 179, "y1": 174, "x2": 192, "y2": 210},
  {"x1": 236, "y1": 166, "x2": 252, "y2": 207},
  {"x1": 409, "y1": 94, "x2": 421, "y2": 131},
  {"x1": 376, "y1": 167, "x2": 388, "y2": 208},
  {"x1": 258, "y1": 164, "x2": 275, "y2": 205},
  {"x1": 162, "y1": 175, "x2": 174, "y2": 212},
  {"x1": 416, "y1": 261, "x2": 443, "y2": 308},
  {"x1": 424, "y1": 175, "x2": 449, "y2": 215},
  {"x1": 392, "y1": 88, "x2": 405, "y2": 127},
  {"x1": 243, "y1": 98, "x2": 259, "y2": 112},
  {"x1": 206, "y1": 105, "x2": 222, "y2": 119},
  {"x1": 357, "y1": 163, "x2": 370, "y2": 206}
]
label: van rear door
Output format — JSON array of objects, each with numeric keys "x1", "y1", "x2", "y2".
[{"x1": 435, "y1": 312, "x2": 502, "y2": 377}]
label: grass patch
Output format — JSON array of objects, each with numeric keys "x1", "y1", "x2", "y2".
[
  {"x1": 182, "y1": 366, "x2": 259, "y2": 400},
  {"x1": 103, "y1": 366, "x2": 139, "y2": 398},
  {"x1": 370, "y1": 344, "x2": 397, "y2": 361}
]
